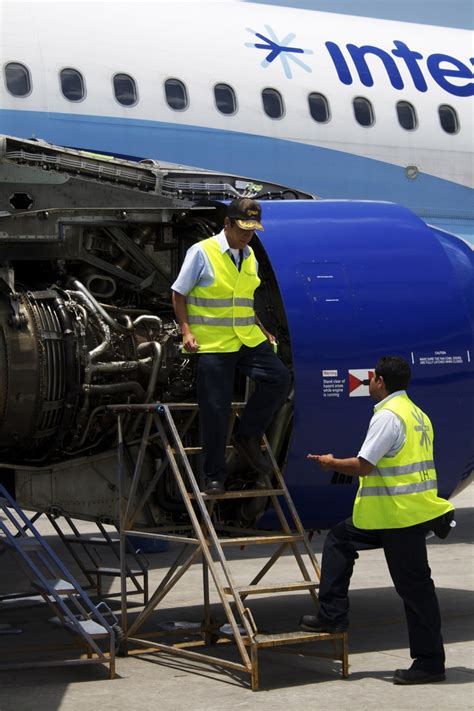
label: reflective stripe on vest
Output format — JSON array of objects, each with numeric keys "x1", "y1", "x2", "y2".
[
  {"x1": 357, "y1": 479, "x2": 438, "y2": 497},
  {"x1": 188, "y1": 315, "x2": 256, "y2": 327},
  {"x1": 186, "y1": 236, "x2": 266, "y2": 353},
  {"x1": 186, "y1": 296, "x2": 254, "y2": 308},
  {"x1": 353, "y1": 393, "x2": 453, "y2": 529},
  {"x1": 370, "y1": 459, "x2": 435, "y2": 478}
]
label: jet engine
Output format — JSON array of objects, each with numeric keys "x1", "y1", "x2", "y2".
[
  {"x1": 1, "y1": 136, "x2": 472, "y2": 531},
  {"x1": 0, "y1": 136, "x2": 299, "y2": 527}
]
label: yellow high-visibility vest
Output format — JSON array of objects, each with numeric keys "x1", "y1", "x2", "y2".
[
  {"x1": 353, "y1": 393, "x2": 454, "y2": 529},
  {"x1": 187, "y1": 236, "x2": 266, "y2": 353}
]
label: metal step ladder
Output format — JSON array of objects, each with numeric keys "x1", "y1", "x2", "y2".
[
  {"x1": 0, "y1": 485, "x2": 116, "y2": 677},
  {"x1": 46, "y1": 515, "x2": 149, "y2": 605},
  {"x1": 111, "y1": 402, "x2": 348, "y2": 691}
]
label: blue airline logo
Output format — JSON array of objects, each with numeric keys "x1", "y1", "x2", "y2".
[
  {"x1": 246, "y1": 26, "x2": 313, "y2": 79},
  {"x1": 246, "y1": 27, "x2": 474, "y2": 96}
]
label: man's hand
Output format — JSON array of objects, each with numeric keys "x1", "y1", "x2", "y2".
[
  {"x1": 260, "y1": 325, "x2": 277, "y2": 349},
  {"x1": 182, "y1": 332, "x2": 199, "y2": 353},
  {"x1": 172, "y1": 291, "x2": 199, "y2": 352},
  {"x1": 307, "y1": 453, "x2": 335, "y2": 470},
  {"x1": 255, "y1": 314, "x2": 276, "y2": 346}
]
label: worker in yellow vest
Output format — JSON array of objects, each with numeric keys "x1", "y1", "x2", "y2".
[
  {"x1": 172, "y1": 198, "x2": 291, "y2": 495},
  {"x1": 301, "y1": 355, "x2": 454, "y2": 685}
]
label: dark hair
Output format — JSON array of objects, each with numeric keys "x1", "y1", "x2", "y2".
[{"x1": 374, "y1": 355, "x2": 411, "y2": 393}]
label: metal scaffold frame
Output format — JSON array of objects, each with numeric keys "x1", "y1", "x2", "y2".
[{"x1": 111, "y1": 402, "x2": 348, "y2": 691}]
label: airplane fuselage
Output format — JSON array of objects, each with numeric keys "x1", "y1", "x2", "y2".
[{"x1": 1, "y1": 1, "x2": 473, "y2": 240}]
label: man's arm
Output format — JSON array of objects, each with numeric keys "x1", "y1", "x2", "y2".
[
  {"x1": 171, "y1": 244, "x2": 209, "y2": 353},
  {"x1": 255, "y1": 313, "x2": 276, "y2": 346},
  {"x1": 307, "y1": 453, "x2": 374, "y2": 478},
  {"x1": 307, "y1": 409, "x2": 404, "y2": 478},
  {"x1": 172, "y1": 291, "x2": 199, "y2": 352}
]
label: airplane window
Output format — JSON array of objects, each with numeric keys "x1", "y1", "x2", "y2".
[
  {"x1": 438, "y1": 105, "x2": 459, "y2": 134},
  {"x1": 262, "y1": 88, "x2": 284, "y2": 119},
  {"x1": 113, "y1": 73, "x2": 138, "y2": 107},
  {"x1": 60, "y1": 68, "x2": 85, "y2": 102},
  {"x1": 308, "y1": 93, "x2": 330, "y2": 123},
  {"x1": 353, "y1": 97, "x2": 374, "y2": 127},
  {"x1": 396, "y1": 101, "x2": 417, "y2": 131},
  {"x1": 4, "y1": 62, "x2": 31, "y2": 97},
  {"x1": 164, "y1": 79, "x2": 188, "y2": 111},
  {"x1": 214, "y1": 83, "x2": 237, "y2": 115}
]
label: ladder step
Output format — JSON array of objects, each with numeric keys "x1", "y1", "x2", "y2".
[
  {"x1": 63, "y1": 535, "x2": 120, "y2": 545},
  {"x1": 224, "y1": 581, "x2": 319, "y2": 596},
  {"x1": 1, "y1": 538, "x2": 42, "y2": 551},
  {"x1": 191, "y1": 489, "x2": 284, "y2": 500},
  {"x1": 84, "y1": 566, "x2": 145, "y2": 576},
  {"x1": 181, "y1": 443, "x2": 264, "y2": 454},
  {"x1": 220, "y1": 534, "x2": 303, "y2": 546},
  {"x1": 165, "y1": 402, "x2": 246, "y2": 411},
  {"x1": 32, "y1": 578, "x2": 76, "y2": 593},
  {"x1": 50, "y1": 616, "x2": 109, "y2": 637},
  {"x1": 254, "y1": 630, "x2": 346, "y2": 648},
  {"x1": 72, "y1": 619, "x2": 110, "y2": 637}
]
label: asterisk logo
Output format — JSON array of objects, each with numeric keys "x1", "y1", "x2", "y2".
[
  {"x1": 245, "y1": 25, "x2": 313, "y2": 79},
  {"x1": 412, "y1": 409, "x2": 431, "y2": 449}
]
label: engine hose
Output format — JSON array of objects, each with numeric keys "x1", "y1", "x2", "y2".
[
  {"x1": 127, "y1": 342, "x2": 163, "y2": 439},
  {"x1": 133, "y1": 314, "x2": 164, "y2": 334},
  {"x1": 71, "y1": 279, "x2": 133, "y2": 334},
  {"x1": 84, "y1": 382, "x2": 146, "y2": 400}
]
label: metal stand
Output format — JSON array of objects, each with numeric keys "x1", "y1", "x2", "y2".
[
  {"x1": 111, "y1": 402, "x2": 348, "y2": 691},
  {"x1": 46, "y1": 515, "x2": 149, "y2": 605},
  {"x1": 0, "y1": 486, "x2": 116, "y2": 678}
]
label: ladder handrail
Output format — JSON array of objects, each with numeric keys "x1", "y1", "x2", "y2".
[{"x1": 152, "y1": 408, "x2": 254, "y2": 668}]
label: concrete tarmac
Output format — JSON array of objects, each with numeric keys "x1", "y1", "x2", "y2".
[{"x1": 0, "y1": 487, "x2": 472, "y2": 711}]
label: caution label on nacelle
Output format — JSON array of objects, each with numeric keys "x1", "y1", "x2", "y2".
[{"x1": 348, "y1": 369, "x2": 374, "y2": 397}]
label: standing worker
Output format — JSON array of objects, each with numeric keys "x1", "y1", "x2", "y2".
[
  {"x1": 171, "y1": 198, "x2": 291, "y2": 495},
  {"x1": 301, "y1": 355, "x2": 454, "y2": 684}
]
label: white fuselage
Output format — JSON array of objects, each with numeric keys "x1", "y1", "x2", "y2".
[{"x1": 1, "y1": 0, "x2": 473, "y2": 238}]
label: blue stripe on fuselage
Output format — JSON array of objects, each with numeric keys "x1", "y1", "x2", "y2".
[{"x1": 1, "y1": 108, "x2": 472, "y2": 240}]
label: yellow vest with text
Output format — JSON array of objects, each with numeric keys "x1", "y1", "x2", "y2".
[
  {"x1": 186, "y1": 237, "x2": 267, "y2": 353},
  {"x1": 353, "y1": 393, "x2": 453, "y2": 529}
]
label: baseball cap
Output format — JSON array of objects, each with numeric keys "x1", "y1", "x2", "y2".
[{"x1": 227, "y1": 198, "x2": 264, "y2": 231}]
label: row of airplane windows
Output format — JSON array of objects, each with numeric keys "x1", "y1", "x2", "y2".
[{"x1": 3, "y1": 62, "x2": 461, "y2": 134}]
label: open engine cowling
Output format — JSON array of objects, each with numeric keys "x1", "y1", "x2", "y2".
[{"x1": 0, "y1": 137, "x2": 297, "y2": 527}]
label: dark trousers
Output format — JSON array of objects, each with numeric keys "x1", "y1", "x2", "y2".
[
  {"x1": 318, "y1": 517, "x2": 446, "y2": 673},
  {"x1": 196, "y1": 341, "x2": 291, "y2": 482}
]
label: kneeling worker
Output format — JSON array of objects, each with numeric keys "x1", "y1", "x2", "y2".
[
  {"x1": 171, "y1": 198, "x2": 291, "y2": 495},
  {"x1": 302, "y1": 355, "x2": 454, "y2": 685}
]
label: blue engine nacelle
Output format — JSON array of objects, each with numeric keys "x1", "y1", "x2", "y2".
[
  {"x1": 257, "y1": 200, "x2": 473, "y2": 529},
  {"x1": 0, "y1": 139, "x2": 471, "y2": 530}
]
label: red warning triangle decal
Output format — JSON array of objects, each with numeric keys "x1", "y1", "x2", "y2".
[
  {"x1": 349, "y1": 372, "x2": 363, "y2": 393},
  {"x1": 348, "y1": 370, "x2": 374, "y2": 396}
]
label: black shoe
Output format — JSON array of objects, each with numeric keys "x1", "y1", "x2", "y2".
[
  {"x1": 232, "y1": 433, "x2": 271, "y2": 475},
  {"x1": 299, "y1": 615, "x2": 347, "y2": 633},
  {"x1": 393, "y1": 668, "x2": 446, "y2": 685},
  {"x1": 203, "y1": 479, "x2": 225, "y2": 495}
]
